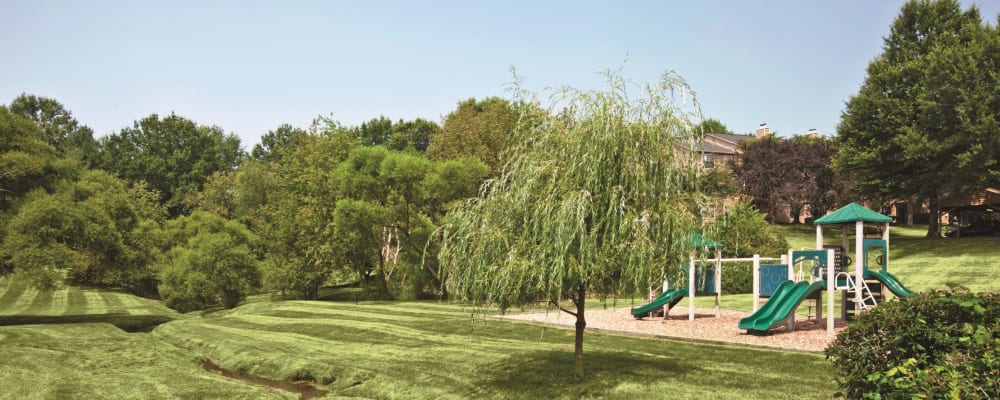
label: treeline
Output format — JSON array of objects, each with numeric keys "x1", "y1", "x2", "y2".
[{"x1": 0, "y1": 94, "x2": 517, "y2": 311}]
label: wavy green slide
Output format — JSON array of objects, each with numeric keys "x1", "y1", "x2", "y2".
[
  {"x1": 630, "y1": 288, "x2": 686, "y2": 319},
  {"x1": 865, "y1": 270, "x2": 914, "y2": 298},
  {"x1": 739, "y1": 280, "x2": 826, "y2": 333}
]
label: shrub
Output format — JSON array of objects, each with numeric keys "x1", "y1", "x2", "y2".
[
  {"x1": 156, "y1": 211, "x2": 261, "y2": 311},
  {"x1": 825, "y1": 289, "x2": 999, "y2": 399},
  {"x1": 706, "y1": 198, "x2": 788, "y2": 294}
]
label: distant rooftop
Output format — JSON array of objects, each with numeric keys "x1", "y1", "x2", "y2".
[{"x1": 706, "y1": 132, "x2": 756, "y2": 144}]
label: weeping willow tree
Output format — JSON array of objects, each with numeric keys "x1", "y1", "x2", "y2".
[{"x1": 439, "y1": 69, "x2": 706, "y2": 378}]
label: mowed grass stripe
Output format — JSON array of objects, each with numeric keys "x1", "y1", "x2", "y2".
[
  {"x1": 220, "y1": 305, "x2": 538, "y2": 351},
  {"x1": 0, "y1": 278, "x2": 28, "y2": 313},
  {"x1": 20, "y1": 288, "x2": 57, "y2": 316},
  {"x1": 97, "y1": 291, "x2": 129, "y2": 315},
  {"x1": 247, "y1": 302, "x2": 448, "y2": 324},
  {"x1": 0, "y1": 323, "x2": 286, "y2": 399},
  {"x1": 1, "y1": 286, "x2": 39, "y2": 316},
  {"x1": 156, "y1": 301, "x2": 838, "y2": 399},
  {"x1": 224, "y1": 314, "x2": 472, "y2": 347},
  {"x1": 62, "y1": 287, "x2": 88, "y2": 316},
  {"x1": 81, "y1": 290, "x2": 108, "y2": 314},
  {"x1": 114, "y1": 293, "x2": 155, "y2": 315},
  {"x1": 156, "y1": 319, "x2": 494, "y2": 397},
  {"x1": 44, "y1": 287, "x2": 71, "y2": 316}
]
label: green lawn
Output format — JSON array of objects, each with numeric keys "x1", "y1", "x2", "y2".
[
  {"x1": 772, "y1": 223, "x2": 1000, "y2": 292},
  {"x1": 1, "y1": 222, "x2": 995, "y2": 399},
  {"x1": 0, "y1": 323, "x2": 289, "y2": 399},
  {"x1": 153, "y1": 300, "x2": 837, "y2": 399},
  {"x1": 0, "y1": 276, "x2": 837, "y2": 399},
  {"x1": 0, "y1": 276, "x2": 179, "y2": 331}
]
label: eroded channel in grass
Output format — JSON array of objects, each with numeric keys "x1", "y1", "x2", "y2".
[{"x1": 201, "y1": 359, "x2": 329, "y2": 400}]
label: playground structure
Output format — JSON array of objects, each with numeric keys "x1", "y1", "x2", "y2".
[
  {"x1": 631, "y1": 232, "x2": 784, "y2": 321},
  {"x1": 631, "y1": 203, "x2": 915, "y2": 335},
  {"x1": 740, "y1": 202, "x2": 914, "y2": 334}
]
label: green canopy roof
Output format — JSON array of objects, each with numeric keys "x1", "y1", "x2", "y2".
[
  {"x1": 686, "y1": 231, "x2": 723, "y2": 249},
  {"x1": 813, "y1": 202, "x2": 893, "y2": 225}
]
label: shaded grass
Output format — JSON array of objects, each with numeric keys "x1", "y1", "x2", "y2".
[
  {"x1": 154, "y1": 300, "x2": 838, "y2": 399},
  {"x1": 0, "y1": 323, "x2": 289, "y2": 399}
]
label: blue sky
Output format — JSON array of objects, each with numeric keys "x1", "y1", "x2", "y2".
[{"x1": 3, "y1": 1, "x2": 998, "y2": 148}]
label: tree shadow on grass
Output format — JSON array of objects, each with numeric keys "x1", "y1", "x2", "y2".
[
  {"x1": 0, "y1": 314, "x2": 173, "y2": 332},
  {"x1": 471, "y1": 349, "x2": 700, "y2": 399}
]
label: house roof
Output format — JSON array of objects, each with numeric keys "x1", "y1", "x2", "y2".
[
  {"x1": 701, "y1": 141, "x2": 738, "y2": 155},
  {"x1": 706, "y1": 132, "x2": 756, "y2": 145},
  {"x1": 700, "y1": 132, "x2": 756, "y2": 155},
  {"x1": 814, "y1": 202, "x2": 893, "y2": 225}
]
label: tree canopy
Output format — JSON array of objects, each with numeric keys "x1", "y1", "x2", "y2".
[
  {"x1": 439, "y1": 71, "x2": 704, "y2": 378},
  {"x1": 0, "y1": 170, "x2": 164, "y2": 293},
  {"x1": 696, "y1": 117, "x2": 732, "y2": 134},
  {"x1": 0, "y1": 106, "x2": 78, "y2": 215},
  {"x1": 97, "y1": 113, "x2": 244, "y2": 217},
  {"x1": 735, "y1": 135, "x2": 844, "y2": 222},
  {"x1": 835, "y1": 0, "x2": 999, "y2": 237},
  {"x1": 8, "y1": 94, "x2": 99, "y2": 166},
  {"x1": 427, "y1": 97, "x2": 519, "y2": 174}
]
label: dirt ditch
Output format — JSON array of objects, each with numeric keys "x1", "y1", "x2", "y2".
[{"x1": 201, "y1": 359, "x2": 329, "y2": 400}]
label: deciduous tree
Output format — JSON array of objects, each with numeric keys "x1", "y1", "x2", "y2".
[
  {"x1": 696, "y1": 117, "x2": 732, "y2": 134},
  {"x1": 427, "y1": 97, "x2": 519, "y2": 174},
  {"x1": 835, "y1": 0, "x2": 997, "y2": 237},
  {"x1": 156, "y1": 211, "x2": 261, "y2": 311},
  {"x1": 8, "y1": 94, "x2": 99, "y2": 166},
  {"x1": 439, "y1": 71, "x2": 704, "y2": 378},
  {"x1": 97, "y1": 113, "x2": 244, "y2": 217},
  {"x1": 251, "y1": 123, "x2": 308, "y2": 162},
  {"x1": 0, "y1": 106, "x2": 77, "y2": 214},
  {"x1": 0, "y1": 170, "x2": 164, "y2": 293}
]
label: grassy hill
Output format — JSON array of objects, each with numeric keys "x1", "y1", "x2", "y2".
[
  {"x1": 0, "y1": 275, "x2": 836, "y2": 399},
  {"x1": 152, "y1": 300, "x2": 836, "y2": 399},
  {"x1": 771, "y1": 224, "x2": 1000, "y2": 292},
  {"x1": 2, "y1": 222, "x2": 996, "y2": 399},
  {"x1": 0, "y1": 275, "x2": 179, "y2": 331}
]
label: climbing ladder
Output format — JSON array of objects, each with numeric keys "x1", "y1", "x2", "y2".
[{"x1": 835, "y1": 273, "x2": 880, "y2": 318}]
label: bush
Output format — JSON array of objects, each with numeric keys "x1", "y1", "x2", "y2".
[
  {"x1": 156, "y1": 211, "x2": 261, "y2": 311},
  {"x1": 825, "y1": 289, "x2": 999, "y2": 399},
  {"x1": 707, "y1": 198, "x2": 788, "y2": 294}
]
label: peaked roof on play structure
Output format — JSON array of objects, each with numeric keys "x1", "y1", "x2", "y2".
[
  {"x1": 813, "y1": 202, "x2": 893, "y2": 225},
  {"x1": 686, "y1": 231, "x2": 723, "y2": 249}
]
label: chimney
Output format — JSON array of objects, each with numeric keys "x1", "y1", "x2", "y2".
[
  {"x1": 808, "y1": 128, "x2": 818, "y2": 137},
  {"x1": 755, "y1": 123, "x2": 770, "y2": 138}
]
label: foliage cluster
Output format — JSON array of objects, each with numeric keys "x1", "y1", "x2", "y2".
[
  {"x1": 440, "y1": 70, "x2": 705, "y2": 377},
  {"x1": 1, "y1": 170, "x2": 164, "y2": 294},
  {"x1": 0, "y1": 94, "x2": 492, "y2": 311},
  {"x1": 836, "y1": 0, "x2": 1000, "y2": 237},
  {"x1": 825, "y1": 289, "x2": 999, "y2": 399},
  {"x1": 734, "y1": 135, "x2": 845, "y2": 223},
  {"x1": 427, "y1": 96, "x2": 520, "y2": 175},
  {"x1": 154, "y1": 211, "x2": 262, "y2": 312},
  {"x1": 706, "y1": 199, "x2": 789, "y2": 294}
]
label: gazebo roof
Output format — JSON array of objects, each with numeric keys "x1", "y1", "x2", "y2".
[{"x1": 814, "y1": 202, "x2": 893, "y2": 225}]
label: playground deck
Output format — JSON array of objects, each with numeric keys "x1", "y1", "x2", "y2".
[{"x1": 503, "y1": 307, "x2": 846, "y2": 353}]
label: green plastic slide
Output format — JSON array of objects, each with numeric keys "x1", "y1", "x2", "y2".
[
  {"x1": 630, "y1": 288, "x2": 686, "y2": 319},
  {"x1": 865, "y1": 270, "x2": 914, "y2": 298},
  {"x1": 738, "y1": 280, "x2": 826, "y2": 333}
]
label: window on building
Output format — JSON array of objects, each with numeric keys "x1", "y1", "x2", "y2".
[{"x1": 702, "y1": 154, "x2": 715, "y2": 169}]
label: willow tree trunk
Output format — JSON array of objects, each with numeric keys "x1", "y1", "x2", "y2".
[{"x1": 573, "y1": 286, "x2": 586, "y2": 378}]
